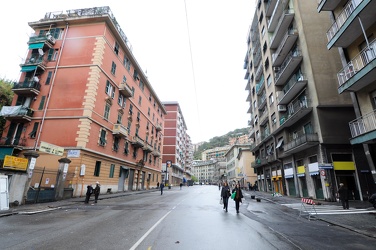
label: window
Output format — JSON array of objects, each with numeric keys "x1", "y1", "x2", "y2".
[
  {"x1": 122, "y1": 75, "x2": 127, "y2": 83},
  {"x1": 114, "y1": 42, "x2": 119, "y2": 55},
  {"x1": 105, "y1": 80, "x2": 115, "y2": 98},
  {"x1": 124, "y1": 141, "x2": 129, "y2": 155},
  {"x1": 133, "y1": 70, "x2": 139, "y2": 81},
  {"x1": 148, "y1": 107, "x2": 150, "y2": 116},
  {"x1": 263, "y1": 42, "x2": 267, "y2": 54},
  {"x1": 371, "y1": 90, "x2": 376, "y2": 109},
  {"x1": 269, "y1": 93, "x2": 274, "y2": 105},
  {"x1": 137, "y1": 112, "x2": 140, "y2": 122},
  {"x1": 129, "y1": 104, "x2": 133, "y2": 115},
  {"x1": 138, "y1": 96, "x2": 142, "y2": 106},
  {"x1": 94, "y1": 161, "x2": 101, "y2": 176},
  {"x1": 38, "y1": 96, "x2": 46, "y2": 110},
  {"x1": 111, "y1": 61, "x2": 117, "y2": 75},
  {"x1": 47, "y1": 49, "x2": 59, "y2": 61},
  {"x1": 127, "y1": 120, "x2": 131, "y2": 134},
  {"x1": 139, "y1": 80, "x2": 144, "y2": 91},
  {"x1": 309, "y1": 155, "x2": 318, "y2": 163},
  {"x1": 123, "y1": 56, "x2": 131, "y2": 71},
  {"x1": 45, "y1": 71, "x2": 53, "y2": 85},
  {"x1": 113, "y1": 137, "x2": 120, "y2": 152},
  {"x1": 261, "y1": 26, "x2": 265, "y2": 37},
  {"x1": 117, "y1": 112, "x2": 122, "y2": 124},
  {"x1": 104, "y1": 103, "x2": 110, "y2": 120},
  {"x1": 267, "y1": 75, "x2": 272, "y2": 86},
  {"x1": 131, "y1": 87, "x2": 135, "y2": 97},
  {"x1": 29, "y1": 122, "x2": 39, "y2": 138},
  {"x1": 264, "y1": 58, "x2": 269, "y2": 70},
  {"x1": 133, "y1": 148, "x2": 138, "y2": 158},
  {"x1": 109, "y1": 164, "x2": 115, "y2": 178},
  {"x1": 271, "y1": 113, "x2": 276, "y2": 125},
  {"x1": 99, "y1": 129, "x2": 107, "y2": 146},
  {"x1": 118, "y1": 94, "x2": 125, "y2": 108}
]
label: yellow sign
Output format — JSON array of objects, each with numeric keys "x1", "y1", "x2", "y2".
[
  {"x1": 39, "y1": 141, "x2": 64, "y2": 156},
  {"x1": 3, "y1": 155, "x2": 28, "y2": 171}
]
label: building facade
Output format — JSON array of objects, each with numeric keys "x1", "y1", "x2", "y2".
[
  {"x1": 245, "y1": 0, "x2": 365, "y2": 201},
  {"x1": 162, "y1": 102, "x2": 192, "y2": 186},
  {"x1": 202, "y1": 146, "x2": 231, "y2": 161},
  {"x1": 0, "y1": 6, "x2": 166, "y2": 205},
  {"x1": 191, "y1": 160, "x2": 216, "y2": 184},
  {"x1": 318, "y1": 0, "x2": 376, "y2": 196}
]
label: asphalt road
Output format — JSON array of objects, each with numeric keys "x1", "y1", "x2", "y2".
[{"x1": 0, "y1": 185, "x2": 375, "y2": 250}]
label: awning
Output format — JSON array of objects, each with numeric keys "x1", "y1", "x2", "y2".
[
  {"x1": 20, "y1": 65, "x2": 37, "y2": 72},
  {"x1": 0, "y1": 148, "x2": 14, "y2": 160},
  {"x1": 285, "y1": 175, "x2": 293, "y2": 179},
  {"x1": 310, "y1": 171, "x2": 319, "y2": 176},
  {"x1": 276, "y1": 138, "x2": 284, "y2": 149},
  {"x1": 28, "y1": 42, "x2": 44, "y2": 49},
  {"x1": 297, "y1": 173, "x2": 305, "y2": 177}
]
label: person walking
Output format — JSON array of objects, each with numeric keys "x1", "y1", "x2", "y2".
[
  {"x1": 218, "y1": 182, "x2": 221, "y2": 191},
  {"x1": 160, "y1": 182, "x2": 165, "y2": 195},
  {"x1": 338, "y1": 183, "x2": 349, "y2": 209},
  {"x1": 232, "y1": 183, "x2": 244, "y2": 214},
  {"x1": 94, "y1": 182, "x2": 101, "y2": 203},
  {"x1": 221, "y1": 181, "x2": 231, "y2": 212},
  {"x1": 84, "y1": 184, "x2": 93, "y2": 204},
  {"x1": 180, "y1": 183, "x2": 183, "y2": 190}
]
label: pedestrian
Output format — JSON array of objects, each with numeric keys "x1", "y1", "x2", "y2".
[
  {"x1": 157, "y1": 182, "x2": 159, "y2": 189},
  {"x1": 94, "y1": 181, "x2": 101, "y2": 203},
  {"x1": 337, "y1": 183, "x2": 349, "y2": 209},
  {"x1": 85, "y1": 184, "x2": 93, "y2": 204},
  {"x1": 180, "y1": 183, "x2": 183, "y2": 190},
  {"x1": 221, "y1": 181, "x2": 231, "y2": 212},
  {"x1": 160, "y1": 182, "x2": 165, "y2": 195},
  {"x1": 232, "y1": 183, "x2": 244, "y2": 214},
  {"x1": 218, "y1": 182, "x2": 221, "y2": 191}
]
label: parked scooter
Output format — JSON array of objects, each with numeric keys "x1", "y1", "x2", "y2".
[{"x1": 369, "y1": 193, "x2": 376, "y2": 209}]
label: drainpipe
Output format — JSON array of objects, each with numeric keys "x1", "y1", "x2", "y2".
[{"x1": 34, "y1": 22, "x2": 69, "y2": 149}]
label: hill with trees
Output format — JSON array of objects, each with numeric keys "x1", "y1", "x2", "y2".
[{"x1": 193, "y1": 127, "x2": 249, "y2": 159}]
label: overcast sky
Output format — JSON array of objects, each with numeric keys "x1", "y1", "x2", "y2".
[{"x1": 1, "y1": 0, "x2": 255, "y2": 144}]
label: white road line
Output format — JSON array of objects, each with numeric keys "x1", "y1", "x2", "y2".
[{"x1": 129, "y1": 210, "x2": 172, "y2": 250}]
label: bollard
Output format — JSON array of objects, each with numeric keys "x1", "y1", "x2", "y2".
[
  {"x1": 251, "y1": 195, "x2": 255, "y2": 199},
  {"x1": 256, "y1": 198, "x2": 261, "y2": 202}
]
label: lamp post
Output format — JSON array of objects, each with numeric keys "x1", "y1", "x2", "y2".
[{"x1": 136, "y1": 159, "x2": 144, "y2": 191}]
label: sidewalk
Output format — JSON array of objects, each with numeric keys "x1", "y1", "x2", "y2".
[
  {"x1": 0, "y1": 188, "x2": 159, "y2": 217},
  {"x1": 246, "y1": 190, "x2": 376, "y2": 239}
]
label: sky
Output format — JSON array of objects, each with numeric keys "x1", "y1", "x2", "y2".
[{"x1": 0, "y1": 0, "x2": 255, "y2": 144}]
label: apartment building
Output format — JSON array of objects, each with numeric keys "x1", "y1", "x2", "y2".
[
  {"x1": 162, "y1": 102, "x2": 192, "y2": 186},
  {"x1": 191, "y1": 160, "x2": 216, "y2": 184},
  {"x1": 229, "y1": 134, "x2": 251, "y2": 145},
  {"x1": 0, "y1": 6, "x2": 166, "y2": 204},
  {"x1": 202, "y1": 146, "x2": 231, "y2": 160},
  {"x1": 317, "y1": 0, "x2": 376, "y2": 196},
  {"x1": 245, "y1": 0, "x2": 364, "y2": 200}
]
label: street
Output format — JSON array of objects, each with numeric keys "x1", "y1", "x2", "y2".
[{"x1": 0, "y1": 185, "x2": 375, "y2": 250}]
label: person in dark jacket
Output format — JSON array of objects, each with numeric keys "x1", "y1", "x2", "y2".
[
  {"x1": 85, "y1": 184, "x2": 93, "y2": 204},
  {"x1": 221, "y1": 181, "x2": 231, "y2": 212},
  {"x1": 160, "y1": 182, "x2": 165, "y2": 195},
  {"x1": 94, "y1": 182, "x2": 101, "y2": 203},
  {"x1": 338, "y1": 183, "x2": 349, "y2": 209},
  {"x1": 232, "y1": 183, "x2": 244, "y2": 213}
]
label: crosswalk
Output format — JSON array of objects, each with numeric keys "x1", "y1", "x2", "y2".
[{"x1": 281, "y1": 202, "x2": 376, "y2": 216}]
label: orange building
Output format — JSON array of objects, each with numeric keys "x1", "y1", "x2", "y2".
[{"x1": 0, "y1": 6, "x2": 166, "y2": 204}]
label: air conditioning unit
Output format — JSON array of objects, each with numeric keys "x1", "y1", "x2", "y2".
[{"x1": 277, "y1": 105, "x2": 286, "y2": 112}]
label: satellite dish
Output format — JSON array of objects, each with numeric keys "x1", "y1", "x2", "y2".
[{"x1": 38, "y1": 49, "x2": 44, "y2": 56}]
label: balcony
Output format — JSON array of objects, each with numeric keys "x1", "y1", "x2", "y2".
[
  {"x1": 272, "y1": 28, "x2": 298, "y2": 66},
  {"x1": 156, "y1": 124, "x2": 162, "y2": 132},
  {"x1": 0, "y1": 106, "x2": 34, "y2": 122},
  {"x1": 256, "y1": 75, "x2": 265, "y2": 95},
  {"x1": 284, "y1": 133, "x2": 319, "y2": 154},
  {"x1": 279, "y1": 98, "x2": 312, "y2": 128},
  {"x1": 274, "y1": 49, "x2": 303, "y2": 86},
  {"x1": 265, "y1": 0, "x2": 278, "y2": 17},
  {"x1": 268, "y1": 0, "x2": 286, "y2": 32},
  {"x1": 326, "y1": 0, "x2": 376, "y2": 49},
  {"x1": 258, "y1": 95, "x2": 267, "y2": 110},
  {"x1": 269, "y1": 9, "x2": 295, "y2": 50},
  {"x1": 317, "y1": 0, "x2": 342, "y2": 12},
  {"x1": 28, "y1": 32, "x2": 56, "y2": 49},
  {"x1": 20, "y1": 55, "x2": 47, "y2": 72},
  {"x1": 12, "y1": 80, "x2": 41, "y2": 96},
  {"x1": 142, "y1": 143, "x2": 153, "y2": 153},
  {"x1": 337, "y1": 39, "x2": 376, "y2": 93},
  {"x1": 349, "y1": 109, "x2": 376, "y2": 144},
  {"x1": 112, "y1": 124, "x2": 128, "y2": 137},
  {"x1": 152, "y1": 149, "x2": 161, "y2": 157},
  {"x1": 277, "y1": 74, "x2": 307, "y2": 105},
  {"x1": 119, "y1": 83, "x2": 132, "y2": 98},
  {"x1": 255, "y1": 63, "x2": 263, "y2": 81},
  {"x1": 131, "y1": 135, "x2": 144, "y2": 148}
]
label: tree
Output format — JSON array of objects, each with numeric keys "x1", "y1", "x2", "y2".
[{"x1": 0, "y1": 79, "x2": 14, "y2": 136}]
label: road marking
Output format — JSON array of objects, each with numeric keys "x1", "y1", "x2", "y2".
[
  {"x1": 129, "y1": 210, "x2": 172, "y2": 250},
  {"x1": 281, "y1": 203, "x2": 376, "y2": 215}
]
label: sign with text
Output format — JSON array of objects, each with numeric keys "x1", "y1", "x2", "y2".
[
  {"x1": 3, "y1": 155, "x2": 28, "y2": 171},
  {"x1": 39, "y1": 141, "x2": 64, "y2": 156}
]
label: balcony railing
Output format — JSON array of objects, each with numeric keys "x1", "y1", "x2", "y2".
[
  {"x1": 349, "y1": 109, "x2": 376, "y2": 138},
  {"x1": 131, "y1": 135, "x2": 144, "y2": 148},
  {"x1": 274, "y1": 48, "x2": 302, "y2": 84},
  {"x1": 112, "y1": 124, "x2": 128, "y2": 137},
  {"x1": 284, "y1": 133, "x2": 319, "y2": 152},
  {"x1": 326, "y1": 0, "x2": 361, "y2": 42},
  {"x1": 12, "y1": 80, "x2": 41, "y2": 95},
  {"x1": 119, "y1": 83, "x2": 132, "y2": 98},
  {"x1": 337, "y1": 39, "x2": 376, "y2": 87},
  {"x1": 0, "y1": 106, "x2": 34, "y2": 122}
]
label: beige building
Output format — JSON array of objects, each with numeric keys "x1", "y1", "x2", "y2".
[
  {"x1": 318, "y1": 0, "x2": 376, "y2": 195},
  {"x1": 245, "y1": 0, "x2": 364, "y2": 200},
  {"x1": 202, "y1": 146, "x2": 230, "y2": 161},
  {"x1": 225, "y1": 144, "x2": 255, "y2": 188},
  {"x1": 229, "y1": 134, "x2": 251, "y2": 145}
]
